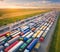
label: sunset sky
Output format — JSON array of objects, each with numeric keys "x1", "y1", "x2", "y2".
[{"x1": 0, "y1": 0, "x2": 60, "y2": 8}]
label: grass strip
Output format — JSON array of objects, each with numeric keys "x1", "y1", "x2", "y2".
[{"x1": 49, "y1": 13, "x2": 60, "y2": 52}]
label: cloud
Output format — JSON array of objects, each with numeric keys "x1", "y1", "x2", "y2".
[{"x1": 0, "y1": 0, "x2": 60, "y2": 8}]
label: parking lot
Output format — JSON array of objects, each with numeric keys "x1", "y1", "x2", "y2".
[{"x1": 0, "y1": 11, "x2": 59, "y2": 52}]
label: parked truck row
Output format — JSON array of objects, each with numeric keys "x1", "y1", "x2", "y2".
[{"x1": 0, "y1": 11, "x2": 58, "y2": 52}]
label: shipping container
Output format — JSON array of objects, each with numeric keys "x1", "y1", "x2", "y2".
[
  {"x1": 31, "y1": 27, "x2": 36, "y2": 32},
  {"x1": 22, "y1": 31, "x2": 31, "y2": 38},
  {"x1": 40, "y1": 30, "x2": 48, "y2": 42},
  {"x1": 8, "y1": 41, "x2": 23, "y2": 52},
  {"x1": 19, "y1": 37, "x2": 23, "y2": 41},
  {"x1": 37, "y1": 31, "x2": 43, "y2": 38},
  {"x1": 0, "y1": 41, "x2": 6, "y2": 45},
  {"x1": 0, "y1": 36, "x2": 7, "y2": 42},
  {"x1": 22, "y1": 28, "x2": 30, "y2": 34},
  {"x1": 12, "y1": 32, "x2": 21, "y2": 38},
  {"x1": 0, "y1": 32, "x2": 10, "y2": 37},
  {"x1": 23, "y1": 37, "x2": 28, "y2": 42},
  {"x1": 26, "y1": 38, "x2": 33, "y2": 44},
  {"x1": 32, "y1": 30, "x2": 41, "y2": 38},
  {"x1": 4, "y1": 36, "x2": 20, "y2": 47},
  {"x1": 25, "y1": 38, "x2": 38, "y2": 52},
  {"x1": 33, "y1": 42, "x2": 40, "y2": 51},
  {"x1": 42, "y1": 26, "x2": 47, "y2": 31},
  {"x1": 0, "y1": 45, "x2": 4, "y2": 50},
  {"x1": 40, "y1": 26, "x2": 45, "y2": 30},
  {"x1": 20, "y1": 25, "x2": 30, "y2": 32},
  {"x1": 27, "y1": 22, "x2": 37, "y2": 28},
  {"x1": 26, "y1": 32, "x2": 34, "y2": 38},
  {"x1": 10, "y1": 31, "x2": 19, "y2": 36},
  {"x1": 4, "y1": 40, "x2": 19, "y2": 52},
  {"x1": 18, "y1": 43, "x2": 27, "y2": 52}
]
